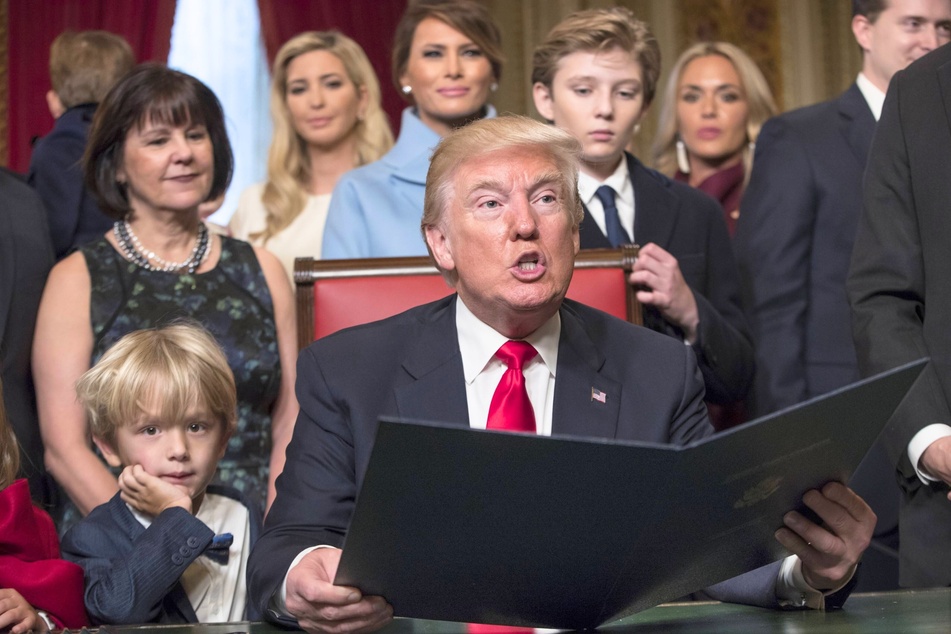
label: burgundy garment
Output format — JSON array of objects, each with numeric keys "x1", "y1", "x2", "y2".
[
  {"x1": 675, "y1": 161, "x2": 745, "y2": 238},
  {"x1": 0, "y1": 479, "x2": 88, "y2": 628}
]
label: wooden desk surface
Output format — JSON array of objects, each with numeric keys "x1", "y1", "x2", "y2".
[{"x1": 92, "y1": 588, "x2": 951, "y2": 633}]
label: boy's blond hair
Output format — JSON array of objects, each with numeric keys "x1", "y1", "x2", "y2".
[
  {"x1": 76, "y1": 322, "x2": 237, "y2": 448},
  {"x1": 49, "y1": 30, "x2": 134, "y2": 109}
]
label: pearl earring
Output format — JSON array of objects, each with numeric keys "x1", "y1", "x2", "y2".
[
  {"x1": 401, "y1": 85, "x2": 412, "y2": 95},
  {"x1": 490, "y1": 82, "x2": 499, "y2": 92},
  {"x1": 676, "y1": 138, "x2": 691, "y2": 174}
]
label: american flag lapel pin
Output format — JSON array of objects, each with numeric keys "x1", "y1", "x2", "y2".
[{"x1": 591, "y1": 387, "x2": 607, "y2": 403}]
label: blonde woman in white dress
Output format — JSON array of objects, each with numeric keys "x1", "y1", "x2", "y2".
[{"x1": 230, "y1": 31, "x2": 393, "y2": 284}]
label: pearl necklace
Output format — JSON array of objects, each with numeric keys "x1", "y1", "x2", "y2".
[{"x1": 113, "y1": 220, "x2": 210, "y2": 274}]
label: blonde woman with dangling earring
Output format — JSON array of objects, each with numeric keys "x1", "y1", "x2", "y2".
[{"x1": 652, "y1": 42, "x2": 776, "y2": 237}]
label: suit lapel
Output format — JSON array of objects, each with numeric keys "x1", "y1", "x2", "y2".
[
  {"x1": 837, "y1": 83, "x2": 876, "y2": 164},
  {"x1": 394, "y1": 297, "x2": 470, "y2": 427},
  {"x1": 551, "y1": 304, "x2": 622, "y2": 439},
  {"x1": 628, "y1": 153, "x2": 677, "y2": 247}
]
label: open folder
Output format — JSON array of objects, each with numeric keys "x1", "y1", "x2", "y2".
[{"x1": 335, "y1": 359, "x2": 926, "y2": 630}]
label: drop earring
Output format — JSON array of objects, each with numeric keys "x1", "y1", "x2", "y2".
[
  {"x1": 490, "y1": 82, "x2": 499, "y2": 92},
  {"x1": 676, "y1": 138, "x2": 691, "y2": 174},
  {"x1": 401, "y1": 85, "x2": 412, "y2": 95}
]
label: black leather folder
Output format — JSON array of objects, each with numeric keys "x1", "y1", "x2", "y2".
[{"x1": 335, "y1": 359, "x2": 926, "y2": 630}]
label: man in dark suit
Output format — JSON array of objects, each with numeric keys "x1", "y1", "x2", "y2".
[
  {"x1": 849, "y1": 41, "x2": 951, "y2": 588},
  {"x1": 531, "y1": 8, "x2": 753, "y2": 428},
  {"x1": 0, "y1": 167, "x2": 56, "y2": 506},
  {"x1": 735, "y1": 0, "x2": 951, "y2": 589},
  {"x1": 247, "y1": 116, "x2": 874, "y2": 634}
]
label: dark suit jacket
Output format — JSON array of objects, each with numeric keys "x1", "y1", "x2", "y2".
[
  {"x1": 61, "y1": 485, "x2": 263, "y2": 625},
  {"x1": 0, "y1": 167, "x2": 55, "y2": 505},
  {"x1": 248, "y1": 296, "x2": 829, "y2": 621},
  {"x1": 736, "y1": 83, "x2": 875, "y2": 415},
  {"x1": 848, "y1": 43, "x2": 951, "y2": 587},
  {"x1": 28, "y1": 104, "x2": 112, "y2": 259},
  {"x1": 579, "y1": 153, "x2": 753, "y2": 406}
]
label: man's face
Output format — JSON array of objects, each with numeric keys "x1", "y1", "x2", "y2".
[
  {"x1": 533, "y1": 47, "x2": 646, "y2": 180},
  {"x1": 854, "y1": 0, "x2": 951, "y2": 92},
  {"x1": 425, "y1": 146, "x2": 580, "y2": 338}
]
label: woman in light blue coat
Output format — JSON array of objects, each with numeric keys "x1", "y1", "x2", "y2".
[{"x1": 321, "y1": 0, "x2": 503, "y2": 259}]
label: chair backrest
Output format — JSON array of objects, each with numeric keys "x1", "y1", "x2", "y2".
[{"x1": 294, "y1": 246, "x2": 641, "y2": 349}]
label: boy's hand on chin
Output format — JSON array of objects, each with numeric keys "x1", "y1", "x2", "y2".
[{"x1": 118, "y1": 464, "x2": 193, "y2": 516}]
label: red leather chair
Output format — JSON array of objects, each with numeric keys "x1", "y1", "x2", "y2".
[{"x1": 294, "y1": 246, "x2": 641, "y2": 349}]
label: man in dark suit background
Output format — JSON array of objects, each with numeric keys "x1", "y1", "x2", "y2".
[
  {"x1": 0, "y1": 167, "x2": 56, "y2": 506},
  {"x1": 849, "y1": 41, "x2": 951, "y2": 588},
  {"x1": 247, "y1": 116, "x2": 874, "y2": 634},
  {"x1": 735, "y1": 0, "x2": 951, "y2": 590}
]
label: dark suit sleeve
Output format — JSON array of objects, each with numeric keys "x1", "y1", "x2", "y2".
[
  {"x1": 247, "y1": 344, "x2": 359, "y2": 620},
  {"x1": 61, "y1": 506, "x2": 213, "y2": 625},
  {"x1": 736, "y1": 117, "x2": 815, "y2": 414},
  {"x1": 688, "y1": 197, "x2": 754, "y2": 404},
  {"x1": 27, "y1": 134, "x2": 85, "y2": 259},
  {"x1": 847, "y1": 68, "x2": 949, "y2": 475}
]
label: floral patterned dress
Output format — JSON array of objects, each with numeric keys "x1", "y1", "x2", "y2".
[{"x1": 80, "y1": 236, "x2": 280, "y2": 513}]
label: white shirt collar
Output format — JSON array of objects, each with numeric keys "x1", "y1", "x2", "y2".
[
  {"x1": 455, "y1": 295, "x2": 560, "y2": 384},
  {"x1": 856, "y1": 72, "x2": 886, "y2": 121},
  {"x1": 577, "y1": 157, "x2": 631, "y2": 208}
]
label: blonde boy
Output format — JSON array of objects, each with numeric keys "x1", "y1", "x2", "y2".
[{"x1": 61, "y1": 323, "x2": 262, "y2": 625}]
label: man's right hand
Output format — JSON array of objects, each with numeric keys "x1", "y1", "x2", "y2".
[
  {"x1": 920, "y1": 436, "x2": 951, "y2": 500},
  {"x1": 287, "y1": 547, "x2": 393, "y2": 634}
]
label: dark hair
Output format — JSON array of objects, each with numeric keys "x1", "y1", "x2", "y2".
[
  {"x1": 852, "y1": 0, "x2": 887, "y2": 21},
  {"x1": 84, "y1": 63, "x2": 233, "y2": 220},
  {"x1": 391, "y1": 0, "x2": 504, "y2": 97}
]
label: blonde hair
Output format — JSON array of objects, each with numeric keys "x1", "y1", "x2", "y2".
[
  {"x1": 49, "y1": 30, "x2": 134, "y2": 109},
  {"x1": 0, "y1": 379, "x2": 19, "y2": 491},
  {"x1": 532, "y1": 8, "x2": 661, "y2": 108},
  {"x1": 256, "y1": 31, "x2": 394, "y2": 243},
  {"x1": 421, "y1": 116, "x2": 583, "y2": 283},
  {"x1": 76, "y1": 323, "x2": 237, "y2": 448},
  {"x1": 652, "y1": 42, "x2": 777, "y2": 180}
]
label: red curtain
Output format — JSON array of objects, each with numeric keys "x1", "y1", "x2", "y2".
[
  {"x1": 257, "y1": 0, "x2": 408, "y2": 135},
  {"x1": 7, "y1": 0, "x2": 177, "y2": 173}
]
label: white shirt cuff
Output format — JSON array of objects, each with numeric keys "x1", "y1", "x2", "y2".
[
  {"x1": 270, "y1": 545, "x2": 333, "y2": 616},
  {"x1": 775, "y1": 555, "x2": 854, "y2": 610},
  {"x1": 908, "y1": 424, "x2": 951, "y2": 483}
]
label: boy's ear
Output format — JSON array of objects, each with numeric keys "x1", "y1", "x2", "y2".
[
  {"x1": 93, "y1": 435, "x2": 124, "y2": 468},
  {"x1": 533, "y1": 82, "x2": 556, "y2": 122},
  {"x1": 46, "y1": 90, "x2": 65, "y2": 119}
]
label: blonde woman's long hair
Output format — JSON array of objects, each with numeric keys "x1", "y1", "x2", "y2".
[
  {"x1": 256, "y1": 31, "x2": 394, "y2": 242},
  {"x1": 0, "y1": 379, "x2": 20, "y2": 491},
  {"x1": 652, "y1": 42, "x2": 777, "y2": 181}
]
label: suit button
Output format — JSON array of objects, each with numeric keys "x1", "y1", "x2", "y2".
[
  {"x1": 179, "y1": 545, "x2": 191, "y2": 557},
  {"x1": 186, "y1": 537, "x2": 200, "y2": 548},
  {"x1": 172, "y1": 554, "x2": 184, "y2": 566}
]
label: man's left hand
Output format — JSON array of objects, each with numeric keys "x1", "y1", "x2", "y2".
[
  {"x1": 628, "y1": 243, "x2": 700, "y2": 344},
  {"x1": 774, "y1": 482, "x2": 875, "y2": 590}
]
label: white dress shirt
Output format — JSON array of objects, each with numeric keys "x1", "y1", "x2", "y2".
[{"x1": 578, "y1": 157, "x2": 635, "y2": 242}]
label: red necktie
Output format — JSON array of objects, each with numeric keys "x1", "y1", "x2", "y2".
[{"x1": 486, "y1": 341, "x2": 538, "y2": 433}]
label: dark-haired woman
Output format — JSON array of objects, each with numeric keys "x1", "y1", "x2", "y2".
[{"x1": 33, "y1": 64, "x2": 298, "y2": 530}]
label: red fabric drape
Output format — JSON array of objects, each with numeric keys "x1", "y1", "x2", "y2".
[
  {"x1": 257, "y1": 0, "x2": 408, "y2": 135},
  {"x1": 7, "y1": 0, "x2": 177, "y2": 173}
]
